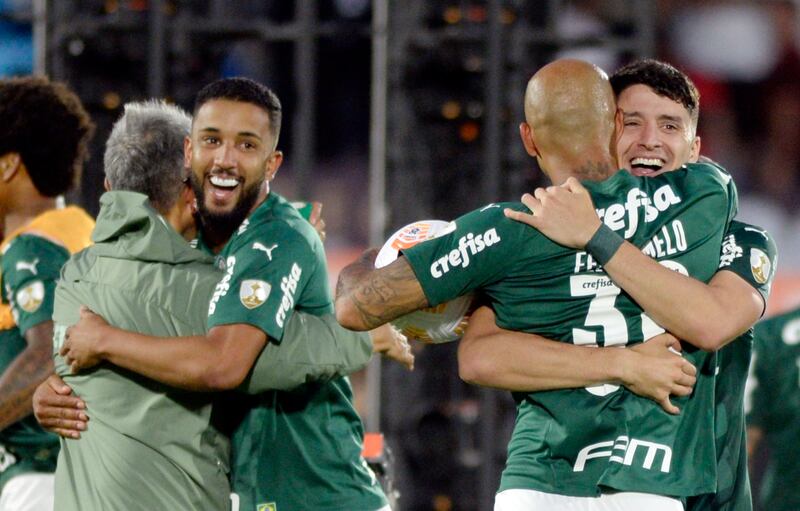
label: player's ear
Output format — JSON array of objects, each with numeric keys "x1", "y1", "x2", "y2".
[
  {"x1": 183, "y1": 136, "x2": 192, "y2": 169},
  {"x1": 103, "y1": 177, "x2": 112, "y2": 191},
  {"x1": 0, "y1": 152, "x2": 21, "y2": 182},
  {"x1": 264, "y1": 150, "x2": 283, "y2": 182},
  {"x1": 519, "y1": 123, "x2": 540, "y2": 157},
  {"x1": 689, "y1": 136, "x2": 701, "y2": 163}
]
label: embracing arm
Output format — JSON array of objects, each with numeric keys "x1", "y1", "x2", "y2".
[
  {"x1": 601, "y1": 248, "x2": 762, "y2": 350},
  {"x1": 505, "y1": 177, "x2": 763, "y2": 351},
  {"x1": 243, "y1": 314, "x2": 412, "y2": 393},
  {"x1": 335, "y1": 249, "x2": 429, "y2": 331},
  {"x1": 61, "y1": 307, "x2": 265, "y2": 391},
  {"x1": 0, "y1": 322, "x2": 55, "y2": 430},
  {"x1": 458, "y1": 306, "x2": 696, "y2": 414}
]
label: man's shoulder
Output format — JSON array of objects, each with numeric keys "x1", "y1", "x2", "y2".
[
  {"x1": 727, "y1": 221, "x2": 773, "y2": 243},
  {"x1": 228, "y1": 217, "x2": 315, "y2": 261},
  {"x1": 675, "y1": 161, "x2": 734, "y2": 190},
  {"x1": 3, "y1": 233, "x2": 69, "y2": 258},
  {"x1": 457, "y1": 201, "x2": 530, "y2": 231},
  {"x1": 408, "y1": 202, "x2": 537, "y2": 254},
  {"x1": 228, "y1": 200, "x2": 320, "y2": 259},
  {"x1": 1, "y1": 234, "x2": 70, "y2": 279}
]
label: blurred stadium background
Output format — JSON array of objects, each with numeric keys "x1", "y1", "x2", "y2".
[{"x1": 1, "y1": 0, "x2": 797, "y2": 509}]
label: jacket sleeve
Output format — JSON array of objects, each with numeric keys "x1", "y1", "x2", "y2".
[{"x1": 238, "y1": 312, "x2": 372, "y2": 393}]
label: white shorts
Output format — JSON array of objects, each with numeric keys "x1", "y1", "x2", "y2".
[
  {"x1": 0, "y1": 473, "x2": 54, "y2": 511},
  {"x1": 494, "y1": 489, "x2": 683, "y2": 511}
]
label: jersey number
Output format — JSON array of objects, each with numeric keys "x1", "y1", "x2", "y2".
[{"x1": 570, "y1": 274, "x2": 664, "y2": 396}]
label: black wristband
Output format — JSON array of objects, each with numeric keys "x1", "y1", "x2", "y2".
[{"x1": 586, "y1": 223, "x2": 624, "y2": 266}]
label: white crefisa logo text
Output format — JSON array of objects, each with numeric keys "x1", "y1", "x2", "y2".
[
  {"x1": 718, "y1": 233, "x2": 743, "y2": 268},
  {"x1": 573, "y1": 436, "x2": 672, "y2": 473},
  {"x1": 208, "y1": 256, "x2": 236, "y2": 315},
  {"x1": 275, "y1": 263, "x2": 302, "y2": 328},
  {"x1": 596, "y1": 185, "x2": 682, "y2": 239},
  {"x1": 429, "y1": 228, "x2": 501, "y2": 278}
]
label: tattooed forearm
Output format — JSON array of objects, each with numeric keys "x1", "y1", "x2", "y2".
[
  {"x1": 336, "y1": 251, "x2": 429, "y2": 330},
  {"x1": 0, "y1": 322, "x2": 55, "y2": 430}
]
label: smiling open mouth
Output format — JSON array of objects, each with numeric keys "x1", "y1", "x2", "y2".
[
  {"x1": 209, "y1": 175, "x2": 239, "y2": 188},
  {"x1": 629, "y1": 157, "x2": 665, "y2": 175}
]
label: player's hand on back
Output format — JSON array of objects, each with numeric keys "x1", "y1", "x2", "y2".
[
  {"x1": 60, "y1": 305, "x2": 110, "y2": 373},
  {"x1": 32, "y1": 374, "x2": 88, "y2": 439},
  {"x1": 504, "y1": 177, "x2": 601, "y2": 249},
  {"x1": 370, "y1": 323, "x2": 414, "y2": 371},
  {"x1": 623, "y1": 333, "x2": 697, "y2": 415}
]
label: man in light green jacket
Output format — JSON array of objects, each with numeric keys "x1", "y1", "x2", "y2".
[{"x1": 40, "y1": 101, "x2": 409, "y2": 511}]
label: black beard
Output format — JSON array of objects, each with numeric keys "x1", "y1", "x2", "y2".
[{"x1": 191, "y1": 173, "x2": 262, "y2": 247}]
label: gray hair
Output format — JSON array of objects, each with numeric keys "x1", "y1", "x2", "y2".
[{"x1": 103, "y1": 100, "x2": 191, "y2": 212}]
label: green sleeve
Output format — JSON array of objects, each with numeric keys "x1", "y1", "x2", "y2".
[
  {"x1": 717, "y1": 221, "x2": 777, "y2": 307},
  {"x1": 1, "y1": 235, "x2": 69, "y2": 334},
  {"x1": 402, "y1": 204, "x2": 526, "y2": 306},
  {"x1": 239, "y1": 313, "x2": 371, "y2": 394},
  {"x1": 207, "y1": 224, "x2": 321, "y2": 343}
]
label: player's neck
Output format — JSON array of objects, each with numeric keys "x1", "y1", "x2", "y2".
[
  {"x1": 3, "y1": 195, "x2": 57, "y2": 235},
  {"x1": 544, "y1": 152, "x2": 616, "y2": 184}
]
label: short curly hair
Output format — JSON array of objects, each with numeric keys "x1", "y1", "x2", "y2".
[
  {"x1": 0, "y1": 76, "x2": 95, "y2": 197},
  {"x1": 610, "y1": 59, "x2": 700, "y2": 129},
  {"x1": 193, "y1": 77, "x2": 282, "y2": 147}
]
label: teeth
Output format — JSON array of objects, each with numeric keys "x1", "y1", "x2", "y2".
[
  {"x1": 209, "y1": 176, "x2": 238, "y2": 188},
  {"x1": 631, "y1": 157, "x2": 664, "y2": 168}
]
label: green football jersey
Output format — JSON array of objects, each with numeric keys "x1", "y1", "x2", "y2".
[
  {"x1": 208, "y1": 193, "x2": 387, "y2": 511},
  {"x1": 404, "y1": 163, "x2": 737, "y2": 498},
  {"x1": 0, "y1": 206, "x2": 94, "y2": 489},
  {"x1": 0, "y1": 236, "x2": 66, "y2": 459},
  {"x1": 685, "y1": 221, "x2": 776, "y2": 511},
  {"x1": 746, "y1": 307, "x2": 800, "y2": 511}
]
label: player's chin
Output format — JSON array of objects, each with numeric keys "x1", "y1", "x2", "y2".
[
  {"x1": 205, "y1": 189, "x2": 240, "y2": 211},
  {"x1": 628, "y1": 166, "x2": 669, "y2": 178}
]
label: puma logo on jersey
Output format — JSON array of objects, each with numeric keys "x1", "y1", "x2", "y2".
[
  {"x1": 253, "y1": 242, "x2": 278, "y2": 261},
  {"x1": 596, "y1": 185, "x2": 682, "y2": 239},
  {"x1": 744, "y1": 226, "x2": 768, "y2": 238},
  {"x1": 429, "y1": 228, "x2": 501, "y2": 278},
  {"x1": 574, "y1": 436, "x2": 672, "y2": 473},
  {"x1": 15, "y1": 259, "x2": 39, "y2": 275},
  {"x1": 275, "y1": 263, "x2": 302, "y2": 328},
  {"x1": 480, "y1": 203, "x2": 501, "y2": 212}
]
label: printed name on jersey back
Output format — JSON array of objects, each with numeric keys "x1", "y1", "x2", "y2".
[
  {"x1": 429, "y1": 227, "x2": 501, "y2": 278},
  {"x1": 595, "y1": 184, "x2": 682, "y2": 239},
  {"x1": 574, "y1": 220, "x2": 689, "y2": 274},
  {"x1": 208, "y1": 256, "x2": 236, "y2": 315}
]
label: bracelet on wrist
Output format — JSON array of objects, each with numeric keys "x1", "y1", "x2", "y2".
[{"x1": 585, "y1": 223, "x2": 624, "y2": 266}]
